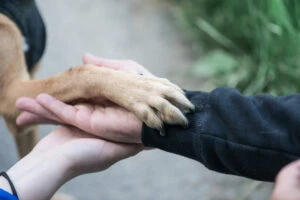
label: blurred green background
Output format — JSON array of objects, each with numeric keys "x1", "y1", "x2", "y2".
[{"x1": 171, "y1": 0, "x2": 300, "y2": 96}]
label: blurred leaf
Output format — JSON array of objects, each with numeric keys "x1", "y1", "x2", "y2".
[
  {"x1": 172, "y1": 6, "x2": 190, "y2": 29},
  {"x1": 192, "y1": 50, "x2": 237, "y2": 77},
  {"x1": 171, "y1": 0, "x2": 300, "y2": 95},
  {"x1": 269, "y1": 0, "x2": 294, "y2": 33},
  {"x1": 196, "y1": 18, "x2": 238, "y2": 50},
  {"x1": 266, "y1": 23, "x2": 283, "y2": 35}
]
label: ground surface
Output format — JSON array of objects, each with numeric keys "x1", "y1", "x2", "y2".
[{"x1": 0, "y1": 0, "x2": 273, "y2": 199}]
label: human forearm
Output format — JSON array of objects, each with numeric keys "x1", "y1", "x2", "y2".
[
  {"x1": 0, "y1": 125, "x2": 142, "y2": 200},
  {"x1": 4, "y1": 151, "x2": 73, "y2": 200},
  {"x1": 142, "y1": 87, "x2": 300, "y2": 181}
]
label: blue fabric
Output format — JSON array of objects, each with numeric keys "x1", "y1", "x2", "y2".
[
  {"x1": 142, "y1": 87, "x2": 300, "y2": 182},
  {"x1": 0, "y1": 189, "x2": 18, "y2": 200}
]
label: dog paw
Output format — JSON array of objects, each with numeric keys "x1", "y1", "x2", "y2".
[{"x1": 127, "y1": 76, "x2": 195, "y2": 130}]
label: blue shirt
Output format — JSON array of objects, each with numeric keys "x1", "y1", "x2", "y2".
[{"x1": 0, "y1": 189, "x2": 18, "y2": 200}]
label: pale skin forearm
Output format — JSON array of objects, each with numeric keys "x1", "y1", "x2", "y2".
[
  {"x1": 0, "y1": 151, "x2": 73, "y2": 200},
  {"x1": 0, "y1": 126, "x2": 142, "y2": 200},
  {"x1": 0, "y1": 177, "x2": 13, "y2": 196}
]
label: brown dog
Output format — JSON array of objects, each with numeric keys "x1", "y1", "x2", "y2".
[{"x1": 0, "y1": 2, "x2": 194, "y2": 158}]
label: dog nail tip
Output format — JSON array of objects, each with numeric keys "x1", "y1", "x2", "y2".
[
  {"x1": 159, "y1": 131, "x2": 166, "y2": 137},
  {"x1": 158, "y1": 126, "x2": 166, "y2": 137},
  {"x1": 189, "y1": 106, "x2": 195, "y2": 113},
  {"x1": 183, "y1": 121, "x2": 189, "y2": 129},
  {"x1": 183, "y1": 107, "x2": 194, "y2": 114}
]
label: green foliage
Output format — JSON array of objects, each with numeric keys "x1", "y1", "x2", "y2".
[{"x1": 172, "y1": 0, "x2": 300, "y2": 95}]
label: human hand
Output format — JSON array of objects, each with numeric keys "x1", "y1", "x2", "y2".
[
  {"x1": 16, "y1": 94, "x2": 143, "y2": 143},
  {"x1": 16, "y1": 54, "x2": 155, "y2": 144},
  {"x1": 5, "y1": 126, "x2": 142, "y2": 200},
  {"x1": 82, "y1": 53, "x2": 154, "y2": 77},
  {"x1": 271, "y1": 160, "x2": 300, "y2": 200},
  {"x1": 31, "y1": 126, "x2": 142, "y2": 175}
]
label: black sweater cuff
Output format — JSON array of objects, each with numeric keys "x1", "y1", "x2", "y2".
[
  {"x1": 142, "y1": 122, "x2": 201, "y2": 163},
  {"x1": 141, "y1": 87, "x2": 300, "y2": 182}
]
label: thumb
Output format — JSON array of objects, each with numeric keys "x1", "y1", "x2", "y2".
[
  {"x1": 272, "y1": 160, "x2": 300, "y2": 200},
  {"x1": 82, "y1": 53, "x2": 121, "y2": 70},
  {"x1": 82, "y1": 53, "x2": 103, "y2": 65}
]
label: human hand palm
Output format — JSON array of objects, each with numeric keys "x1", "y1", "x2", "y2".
[
  {"x1": 31, "y1": 126, "x2": 142, "y2": 176},
  {"x1": 16, "y1": 94, "x2": 142, "y2": 143}
]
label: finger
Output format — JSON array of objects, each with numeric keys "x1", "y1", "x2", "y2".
[
  {"x1": 36, "y1": 93, "x2": 79, "y2": 125},
  {"x1": 82, "y1": 53, "x2": 154, "y2": 76},
  {"x1": 17, "y1": 112, "x2": 57, "y2": 125},
  {"x1": 16, "y1": 97, "x2": 41, "y2": 111},
  {"x1": 82, "y1": 53, "x2": 123, "y2": 70},
  {"x1": 89, "y1": 106, "x2": 142, "y2": 143},
  {"x1": 37, "y1": 94, "x2": 141, "y2": 143},
  {"x1": 272, "y1": 160, "x2": 300, "y2": 200},
  {"x1": 16, "y1": 97, "x2": 58, "y2": 121}
]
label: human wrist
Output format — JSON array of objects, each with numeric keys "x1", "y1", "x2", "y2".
[
  {"x1": 6, "y1": 151, "x2": 72, "y2": 200},
  {"x1": 0, "y1": 176, "x2": 13, "y2": 196}
]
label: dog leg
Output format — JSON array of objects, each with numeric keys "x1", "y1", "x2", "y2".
[
  {"x1": 6, "y1": 65, "x2": 194, "y2": 130},
  {"x1": 3, "y1": 116, "x2": 38, "y2": 158},
  {"x1": 13, "y1": 127, "x2": 39, "y2": 158},
  {"x1": 29, "y1": 61, "x2": 42, "y2": 78},
  {"x1": 14, "y1": 59, "x2": 43, "y2": 157},
  {"x1": 0, "y1": 14, "x2": 39, "y2": 157},
  {"x1": 16, "y1": 58, "x2": 42, "y2": 157}
]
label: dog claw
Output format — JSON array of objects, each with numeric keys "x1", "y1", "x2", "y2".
[{"x1": 159, "y1": 127, "x2": 167, "y2": 136}]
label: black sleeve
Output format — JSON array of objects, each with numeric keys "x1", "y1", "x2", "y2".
[{"x1": 142, "y1": 87, "x2": 300, "y2": 182}]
